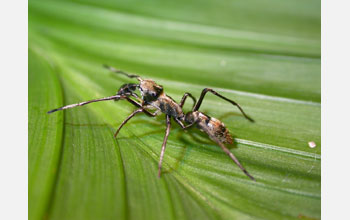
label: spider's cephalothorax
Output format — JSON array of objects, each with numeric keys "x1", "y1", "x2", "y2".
[
  {"x1": 47, "y1": 65, "x2": 255, "y2": 180},
  {"x1": 139, "y1": 79, "x2": 163, "y2": 103},
  {"x1": 107, "y1": 66, "x2": 188, "y2": 123},
  {"x1": 137, "y1": 78, "x2": 186, "y2": 122}
]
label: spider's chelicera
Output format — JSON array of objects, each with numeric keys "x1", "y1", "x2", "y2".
[{"x1": 48, "y1": 65, "x2": 255, "y2": 181}]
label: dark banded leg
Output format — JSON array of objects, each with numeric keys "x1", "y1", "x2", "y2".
[
  {"x1": 173, "y1": 117, "x2": 195, "y2": 129},
  {"x1": 178, "y1": 93, "x2": 197, "y2": 129},
  {"x1": 179, "y1": 92, "x2": 197, "y2": 109},
  {"x1": 217, "y1": 141, "x2": 255, "y2": 181},
  {"x1": 117, "y1": 83, "x2": 139, "y2": 97},
  {"x1": 193, "y1": 88, "x2": 254, "y2": 122},
  {"x1": 47, "y1": 95, "x2": 121, "y2": 114},
  {"x1": 158, "y1": 115, "x2": 171, "y2": 177},
  {"x1": 104, "y1": 64, "x2": 142, "y2": 81},
  {"x1": 125, "y1": 97, "x2": 157, "y2": 117},
  {"x1": 183, "y1": 121, "x2": 196, "y2": 129},
  {"x1": 114, "y1": 108, "x2": 144, "y2": 138},
  {"x1": 174, "y1": 117, "x2": 185, "y2": 129}
]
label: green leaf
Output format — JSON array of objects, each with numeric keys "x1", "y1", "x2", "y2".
[
  {"x1": 29, "y1": 0, "x2": 320, "y2": 219},
  {"x1": 28, "y1": 49, "x2": 64, "y2": 220}
]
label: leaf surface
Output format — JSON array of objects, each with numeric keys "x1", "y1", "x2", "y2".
[{"x1": 29, "y1": 0, "x2": 321, "y2": 219}]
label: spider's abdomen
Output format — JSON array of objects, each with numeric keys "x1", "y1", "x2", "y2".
[{"x1": 196, "y1": 112, "x2": 233, "y2": 144}]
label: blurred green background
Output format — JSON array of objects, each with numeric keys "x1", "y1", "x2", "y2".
[{"x1": 29, "y1": 0, "x2": 320, "y2": 219}]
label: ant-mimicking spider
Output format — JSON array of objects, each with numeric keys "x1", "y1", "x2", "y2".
[{"x1": 48, "y1": 65, "x2": 256, "y2": 181}]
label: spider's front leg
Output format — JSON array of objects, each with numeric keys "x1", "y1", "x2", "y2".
[{"x1": 114, "y1": 104, "x2": 158, "y2": 138}]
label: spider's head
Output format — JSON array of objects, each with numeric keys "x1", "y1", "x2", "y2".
[{"x1": 139, "y1": 79, "x2": 164, "y2": 103}]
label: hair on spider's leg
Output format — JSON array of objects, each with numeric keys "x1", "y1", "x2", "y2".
[
  {"x1": 158, "y1": 115, "x2": 171, "y2": 178},
  {"x1": 114, "y1": 108, "x2": 144, "y2": 138},
  {"x1": 47, "y1": 95, "x2": 121, "y2": 114},
  {"x1": 217, "y1": 141, "x2": 256, "y2": 181},
  {"x1": 103, "y1": 64, "x2": 142, "y2": 81},
  {"x1": 194, "y1": 88, "x2": 254, "y2": 122},
  {"x1": 179, "y1": 92, "x2": 197, "y2": 109}
]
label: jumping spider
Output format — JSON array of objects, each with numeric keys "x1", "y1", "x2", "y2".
[{"x1": 48, "y1": 65, "x2": 255, "y2": 181}]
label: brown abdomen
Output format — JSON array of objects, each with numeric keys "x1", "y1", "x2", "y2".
[
  {"x1": 197, "y1": 113, "x2": 233, "y2": 144},
  {"x1": 211, "y1": 119, "x2": 233, "y2": 144}
]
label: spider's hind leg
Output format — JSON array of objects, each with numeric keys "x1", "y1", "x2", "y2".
[
  {"x1": 193, "y1": 88, "x2": 254, "y2": 122},
  {"x1": 217, "y1": 141, "x2": 255, "y2": 181}
]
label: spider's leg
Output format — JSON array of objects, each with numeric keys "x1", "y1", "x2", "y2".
[
  {"x1": 125, "y1": 97, "x2": 157, "y2": 117},
  {"x1": 104, "y1": 64, "x2": 142, "y2": 81},
  {"x1": 158, "y1": 115, "x2": 171, "y2": 177},
  {"x1": 179, "y1": 92, "x2": 196, "y2": 109},
  {"x1": 114, "y1": 108, "x2": 143, "y2": 138},
  {"x1": 47, "y1": 95, "x2": 121, "y2": 114},
  {"x1": 217, "y1": 141, "x2": 255, "y2": 181},
  {"x1": 193, "y1": 88, "x2": 254, "y2": 122}
]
